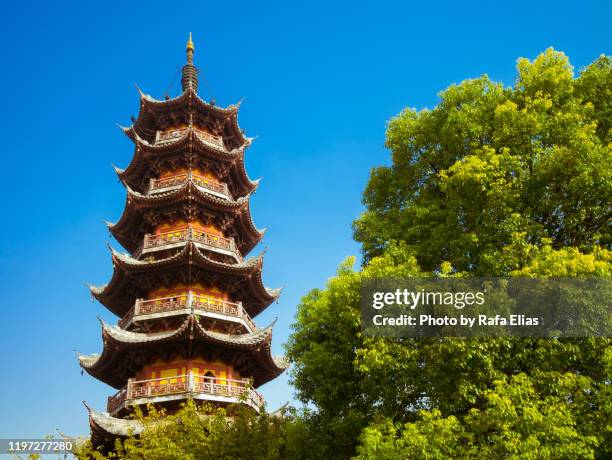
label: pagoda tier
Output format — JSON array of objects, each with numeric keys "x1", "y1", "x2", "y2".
[
  {"x1": 78, "y1": 315, "x2": 287, "y2": 389},
  {"x1": 131, "y1": 88, "x2": 247, "y2": 151},
  {"x1": 108, "y1": 181, "x2": 264, "y2": 255},
  {"x1": 117, "y1": 125, "x2": 259, "y2": 198},
  {"x1": 89, "y1": 243, "x2": 280, "y2": 318}
]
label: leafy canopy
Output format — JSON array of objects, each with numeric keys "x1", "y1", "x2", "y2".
[
  {"x1": 75, "y1": 402, "x2": 301, "y2": 460},
  {"x1": 287, "y1": 244, "x2": 611, "y2": 459},
  {"x1": 353, "y1": 49, "x2": 611, "y2": 274},
  {"x1": 287, "y1": 49, "x2": 612, "y2": 459}
]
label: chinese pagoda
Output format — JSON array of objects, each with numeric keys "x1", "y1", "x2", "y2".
[{"x1": 78, "y1": 34, "x2": 287, "y2": 447}]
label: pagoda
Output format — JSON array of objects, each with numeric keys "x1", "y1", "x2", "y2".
[{"x1": 78, "y1": 35, "x2": 287, "y2": 447}]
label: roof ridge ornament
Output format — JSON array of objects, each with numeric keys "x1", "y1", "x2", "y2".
[
  {"x1": 182, "y1": 32, "x2": 199, "y2": 93},
  {"x1": 187, "y1": 32, "x2": 195, "y2": 55}
]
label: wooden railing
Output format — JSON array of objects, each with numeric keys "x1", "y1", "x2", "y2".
[
  {"x1": 157, "y1": 128, "x2": 188, "y2": 143},
  {"x1": 141, "y1": 228, "x2": 239, "y2": 257},
  {"x1": 156, "y1": 127, "x2": 225, "y2": 148},
  {"x1": 192, "y1": 128, "x2": 225, "y2": 148},
  {"x1": 148, "y1": 173, "x2": 187, "y2": 191},
  {"x1": 107, "y1": 387, "x2": 127, "y2": 414},
  {"x1": 118, "y1": 293, "x2": 256, "y2": 331},
  {"x1": 107, "y1": 374, "x2": 263, "y2": 414},
  {"x1": 191, "y1": 175, "x2": 228, "y2": 195},
  {"x1": 148, "y1": 172, "x2": 229, "y2": 196}
]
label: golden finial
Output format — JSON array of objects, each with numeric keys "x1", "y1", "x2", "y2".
[
  {"x1": 187, "y1": 32, "x2": 195, "y2": 53},
  {"x1": 182, "y1": 32, "x2": 198, "y2": 91}
]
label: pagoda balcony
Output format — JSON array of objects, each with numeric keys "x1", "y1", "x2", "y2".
[
  {"x1": 148, "y1": 172, "x2": 230, "y2": 199},
  {"x1": 118, "y1": 293, "x2": 257, "y2": 332},
  {"x1": 156, "y1": 127, "x2": 225, "y2": 149},
  {"x1": 107, "y1": 374, "x2": 264, "y2": 415},
  {"x1": 138, "y1": 228, "x2": 242, "y2": 261}
]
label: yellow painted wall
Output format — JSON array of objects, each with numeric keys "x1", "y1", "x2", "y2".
[
  {"x1": 148, "y1": 283, "x2": 229, "y2": 301},
  {"x1": 137, "y1": 356, "x2": 238, "y2": 385}
]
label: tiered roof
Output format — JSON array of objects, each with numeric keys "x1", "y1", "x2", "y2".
[
  {"x1": 79, "y1": 316, "x2": 287, "y2": 388},
  {"x1": 132, "y1": 88, "x2": 247, "y2": 150},
  {"x1": 89, "y1": 243, "x2": 280, "y2": 317},
  {"x1": 107, "y1": 181, "x2": 264, "y2": 254},
  {"x1": 116, "y1": 124, "x2": 259, "y2": 197},
  {"x1": 87, "y1": 406, "x2": 144, "y2": 447}
]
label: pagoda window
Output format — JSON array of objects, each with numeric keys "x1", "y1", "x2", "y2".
[{"x1": 203, "y1": 371, "x2": 215, "y2": 384}]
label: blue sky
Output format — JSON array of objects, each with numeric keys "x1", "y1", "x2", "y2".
[{"x1": 0, "y1": 0, "x2": 608, "y2": 440}]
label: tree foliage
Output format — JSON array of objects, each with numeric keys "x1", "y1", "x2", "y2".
[
  {"x1": 75, "y1": 402, "x2": 302, "y2": 459},
  {"x1": 287, "y1": 245, "x2": 611, "y2": 459},
  {"x1": 287, "y1": 49, "x2": 612, "y2": 459},
  {"x1": 353, "y1": 49, "x2": 611, "y2": 273}
]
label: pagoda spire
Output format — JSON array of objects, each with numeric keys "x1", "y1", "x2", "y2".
[{"x1": 181, "y1": 32, "x2": 199, "y2": 92}]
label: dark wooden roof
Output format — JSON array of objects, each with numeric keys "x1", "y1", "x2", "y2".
[
  {"x1": 131, "y1": 87, "x2": 247, "y2": 150},
  {"x1": 79, "y1": 316, "x2": 287, "y2": 389},
  {"x1": 108, "y1": 181, "x2": 264, "y2": 255},
  {"x1": 116, "y1": 125, "x2": 258, "y2": 198},
  {"x1": 89, "y1": 243, "x2": 280, "y2": 318},
  {"x1": 86, "y1": 406, "x2": 143, "y2": 449}
]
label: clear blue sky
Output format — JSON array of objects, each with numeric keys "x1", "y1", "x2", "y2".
[{"x1": 0, "y1": 0, "x2": 608, "y2": 440}]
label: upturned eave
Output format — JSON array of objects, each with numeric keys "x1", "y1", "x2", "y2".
[
  {"x1": 89, "y1": 243, "x2": 276, "y2": 317},
  {"x1": 78, "y1": 315, "x2": 285, "y2": 389}
]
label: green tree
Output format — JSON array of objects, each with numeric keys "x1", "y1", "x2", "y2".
[
  {"x1": 288, "y1": 246, "x2": 611, "y2": 459},
  {"x1": 353, "y1": 49, "x2": 611, "y2": 273},
  {"x1": 74, "y1": 401, "x2": 300, "y2": 460},
  {"x1": 287, "y1": 49, "x2": 612, "y2": 459}
]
